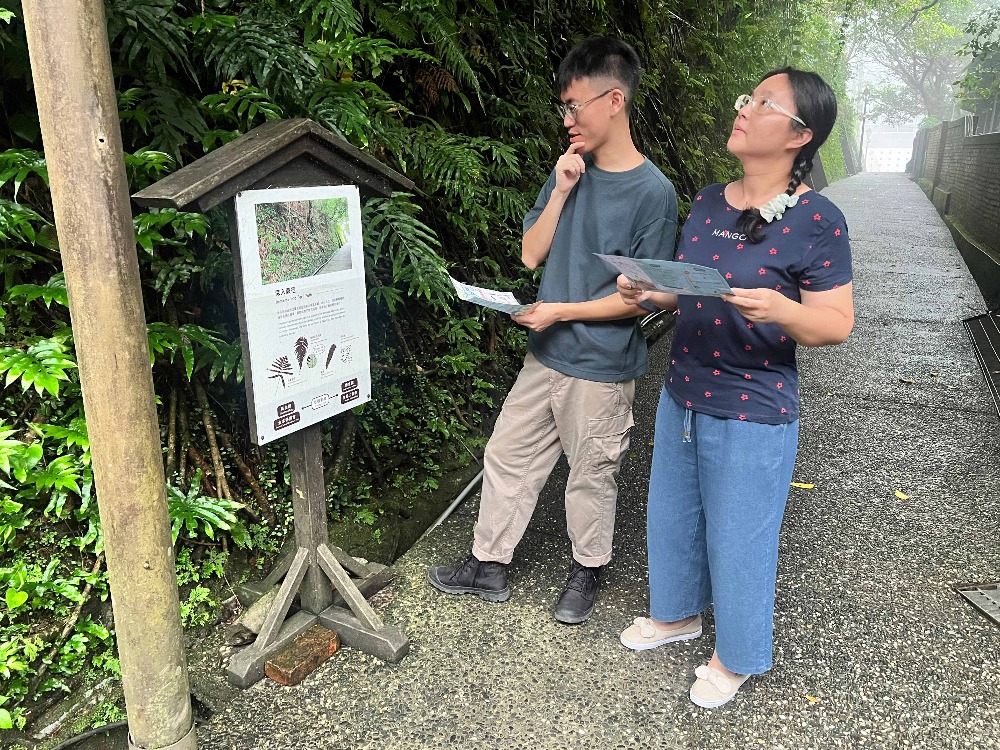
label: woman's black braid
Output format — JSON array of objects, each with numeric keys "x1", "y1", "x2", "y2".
[{"x1": 786, "y1": 154, "x2": 812, "y2": 196}]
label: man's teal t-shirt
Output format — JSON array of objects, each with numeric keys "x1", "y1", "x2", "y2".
[{"x1": 523, "y1": 156, "x2": 677, "y2": 382}]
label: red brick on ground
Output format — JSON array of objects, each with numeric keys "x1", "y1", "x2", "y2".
[{"x1": 264, "y1": 623, "x2": 339, "y2": 686}]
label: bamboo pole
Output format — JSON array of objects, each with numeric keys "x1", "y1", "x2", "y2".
[{"x1": 21, "y1": 2, "x2": 197, "y2": 748}]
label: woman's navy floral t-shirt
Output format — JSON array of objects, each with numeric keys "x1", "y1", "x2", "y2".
[{"x1": 666, "y1": 183, "x2": 853, "y2": 424}]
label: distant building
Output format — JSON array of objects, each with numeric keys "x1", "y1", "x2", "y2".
[{"x1": 864, "y1": 128, "x2": 918, "y2": 173}]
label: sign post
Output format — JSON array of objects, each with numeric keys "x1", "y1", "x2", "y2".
[{"x1": 134, "y1": 119, "x2": 414, "y2": 687}]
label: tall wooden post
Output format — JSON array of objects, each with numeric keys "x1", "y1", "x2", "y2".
[{"x1": 21, "y1": 2, "x2": 197, "y2": 748}]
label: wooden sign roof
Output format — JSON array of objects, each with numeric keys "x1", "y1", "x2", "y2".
[{"x1": 132, "y1": 118, "x2": 415, "y2": 211}]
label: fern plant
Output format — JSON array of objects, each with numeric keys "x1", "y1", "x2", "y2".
[
  {"x1": 362, "y1": 193, "x2": 451, "y2": 314},
  {"x1": 0, "y1": 148, "x2": 48, "y2": 200},
  {"x1": 0, "y1": 336, "x2": 76, "y2": 397},
  {"x1": 166, "y1": 470, "x2": 247, "y2": 545},
  {"x1": 7, "y1": 272, "x2": 67, "y2": 308},
  {"x1": 147, "y1": 321, "x2": 242, "y2": 382},
  {"x1": 0, "y1": 199, "x2": 47, "y2": 244}
]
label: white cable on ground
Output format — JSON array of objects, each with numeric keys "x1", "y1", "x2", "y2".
[{"x1": 417, "y1": 468, "x2": 484, "y2": 544}]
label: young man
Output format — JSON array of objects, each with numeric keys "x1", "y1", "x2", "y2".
[{"x1": 428, "y1": 36, "x2": 677, "y2": 623}]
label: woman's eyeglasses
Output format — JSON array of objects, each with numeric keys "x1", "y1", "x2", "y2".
[{"x1": 734, "y1": 94, "x2": 807, "y2": 128}]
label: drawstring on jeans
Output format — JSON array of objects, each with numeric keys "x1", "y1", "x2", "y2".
[{"x1": 683, "y1": 408, "x2": 692, "y2": 443}]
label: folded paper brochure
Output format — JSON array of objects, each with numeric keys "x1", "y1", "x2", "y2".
[
  {"x1": 450, "y1": 276, "x2": 537, "y2": 314},
  {"x1": 596, "y1": 254, "x2": 733, "y2": 297}
]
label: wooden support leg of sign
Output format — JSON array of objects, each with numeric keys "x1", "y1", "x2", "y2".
[{"x1": 226, "y1": 425, "x2": 408, "y2": 688}]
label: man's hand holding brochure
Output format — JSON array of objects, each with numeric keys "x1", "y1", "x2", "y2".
[
  {"x1": 596, "y1": 254, "x2": 733, "y2": 297},
  {"x1": 450, "y1": 276, "x2": 540, "y2": 315}
]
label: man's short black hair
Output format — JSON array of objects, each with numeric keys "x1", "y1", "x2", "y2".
[{"x1": 556, "y1": 36, "x2": 642, "y2": 107}]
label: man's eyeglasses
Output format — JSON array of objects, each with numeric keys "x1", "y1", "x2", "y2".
[
  {"x1": 558, "y1": 89, "x2": 616, "y2": 122},
  {"x1": 734, "y1": 94, "x2": 807, "y2": 128}
]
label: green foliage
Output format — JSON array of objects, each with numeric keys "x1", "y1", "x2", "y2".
[
  {"x1": 958, "y1": 6, "x2": 1000, "y2": 114},
  {"x1": 134, "y1": 208, "x2": 214, "y2": 304},
  {"x1": 0, "y1": 148, "x2": 47, "y2": 200},
  {"x1": 175, "y1": 546, "x2": 228, "y2": 586},
  {"x1": 785, "y1": 1, "x2": 851, "y2": 183},
  {"x1": 201, "y1": 85, "x2": 284, "y2": 126},
  {"x1": 818, "y1": 135, "x2": 848, "y2": 184},
  {"x1": 867, "y1": 81, "x2": 929, "y2": 125},
  {"x1": 7, "y1": 272, "x2": 67, "y2": 309},
  {"x1": 179, "y1": 585, "x2": 216, "y2": 628},
  {"x1": 0, "y1": 499, "x2": 28, "y2": 548},
  {"x1": 0, "y1": 336, "x2": 75, "y2": 397},
  {"x1": 0, "y1": 635, "x2": 41, "y2": 730},
  {"x1": 89, "y1": 698, "x2": 127, "y2": 729},
  {"x1": 0, "y1": 554, "x2": 114, "y2": 731},
  {"x1": 363, "y1": 193, "x2": 451, "y2": 313},
  {"x1": 166, "y1": 470, "x2": 246, "y2": 544},
  {"x1": 0, "y1": 407, "x2": 107, "y2": 728},
  {"x1": 147, "y1": 321, "x2": 243, "y2": 382},
  {"x1": 0, "y1": 199, "x2": 47, "y2": 243},
  {"x1": 0, "y1": 416, "x2": 93, "y2": 538}
]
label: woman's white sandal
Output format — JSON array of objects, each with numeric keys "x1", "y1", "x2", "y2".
[
  {"x1": 689, "y1": 664, "x2": 751, "y2": 708},
  {"x1": 619, "y1": 614, "x2": 702, "y2": 651}
]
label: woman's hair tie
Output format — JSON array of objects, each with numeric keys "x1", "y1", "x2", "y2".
[{"x1": 759, "y1": 192, "x2": 799, "y2": 223}]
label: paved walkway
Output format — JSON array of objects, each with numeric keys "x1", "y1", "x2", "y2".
[{"x1": 197, "y1": 173, "x2": 1000, "y2": 750}]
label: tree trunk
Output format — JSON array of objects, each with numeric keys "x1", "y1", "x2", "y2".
[{"x1": 21, "y1": 2, "x2": 196, "y2": 748}]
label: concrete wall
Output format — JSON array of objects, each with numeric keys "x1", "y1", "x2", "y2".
[{"x1": 912, "y1": 118, "x2": 1000, "y2": 308}]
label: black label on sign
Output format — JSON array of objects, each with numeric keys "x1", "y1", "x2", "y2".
[
  {"x1": 277, "y1": 401, "x2": 296, "y2": 416},
  {"x1": 341, "y1": 378, "x2": 358, "y2": 392},
  {"x1": 341, "y1": 389, "x2": 360, "y2": 404},
  {"x1": 274, "y1": 412, "x2": 301, "y2": 431}
]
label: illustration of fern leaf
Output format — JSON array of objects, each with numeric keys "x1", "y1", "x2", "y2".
[
  {"x1": 267, "y1": 355, "x2": 293, "y2": 388},
  {"x1": 294, "y1": 337, "x2": 309, "y2": 370},
  {"x1": 325, "y1": 343, "x2": 337, "y2": 369}
]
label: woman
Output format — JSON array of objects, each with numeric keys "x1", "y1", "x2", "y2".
[{"x1": 617, "y1": 68, "x2": 854, "y2": 708}]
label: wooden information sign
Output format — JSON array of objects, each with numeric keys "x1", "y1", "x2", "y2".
[{"x1": 133, "y1": 119, "x2": 414, "y2": 687}]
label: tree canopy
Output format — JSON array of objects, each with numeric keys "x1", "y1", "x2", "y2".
[{"x1": 848, "y1": 0, "x2": 981, "y2": 125}]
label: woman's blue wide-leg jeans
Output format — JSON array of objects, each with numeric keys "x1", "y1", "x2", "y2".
[{"x1": 647, "y1": 389, "x2": 799, "y2": 675}]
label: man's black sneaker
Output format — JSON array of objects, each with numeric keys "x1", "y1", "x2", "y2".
[
  {"x1": 554, "y1": 561, "x2": 600, "y2": 624},
  {"x1": 427, "y1": 554, "x2": 511, "y2": 602}
]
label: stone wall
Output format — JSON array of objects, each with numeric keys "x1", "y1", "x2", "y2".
[{"x1": 912, "y1": 117, "x2": 1000, "y2": 307}]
